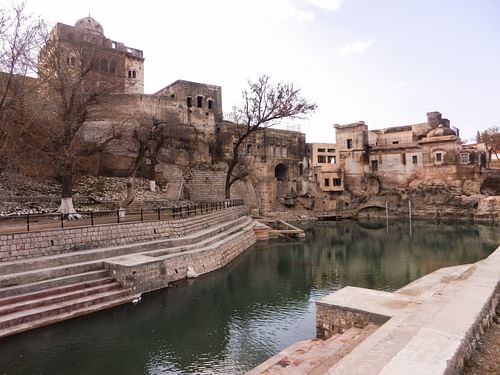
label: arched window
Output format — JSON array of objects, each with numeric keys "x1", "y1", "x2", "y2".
[{"x1": 128, "y1": 69, "x2": 137, "y2": 79}]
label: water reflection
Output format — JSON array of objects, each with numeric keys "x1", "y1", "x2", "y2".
[{"x1": 0, "y1": 220, "x2": 497, "y2": 375}]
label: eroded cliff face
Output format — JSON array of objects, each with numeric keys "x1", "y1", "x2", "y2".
[{"x1": 360, "y1": 173, "x2": 500, "y2": 221}]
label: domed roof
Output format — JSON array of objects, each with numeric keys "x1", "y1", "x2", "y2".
[
  {"x1": 427, "y1": 124, "x2": 456, "y2": 138},
  {"x1": 74, "y1": 16, "x2": 104, "y2": 35}
]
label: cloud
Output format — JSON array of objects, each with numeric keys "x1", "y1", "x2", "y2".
[
  {"x1": 338, "y1": 38, "x2": 376, "y2": 56},
  {"x1": 308, "y1": 0, "x2": 343, "y2": 12}
]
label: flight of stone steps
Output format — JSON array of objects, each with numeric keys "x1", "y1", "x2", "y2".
[
  {"x1": 247, "y1": 323, "x2": 378, "y2": 375},
  {"x1": 0, "y1": 209, "x2": 251, "y2": 338}
]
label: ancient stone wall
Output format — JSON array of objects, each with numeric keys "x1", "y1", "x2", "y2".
[
  {"x1": 0, "y1": 206, "x2": 247, "y2": 262},
  {"x1": 106, "y1": 226, "x2": 256, "y2": 294}
]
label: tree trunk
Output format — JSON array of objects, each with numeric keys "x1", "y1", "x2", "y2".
[
  {"x1": 119, "y1": 177, "x2": 135, "y2": 216},
  {"x1": 148, "y1": 162, "x2": 156, "y2": 192},
  {"x1": 57, "y1": 174, "x2": 82, "y2": 219}
]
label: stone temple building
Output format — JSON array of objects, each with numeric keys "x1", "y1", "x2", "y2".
[
  {"x1": 34, "y1": 16, "x2": 308, "y2": 213},
  {"x1": 309, "y1": 111, "x2": 490, "y2": 211}
]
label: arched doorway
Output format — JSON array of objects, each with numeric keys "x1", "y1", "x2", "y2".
[{"x1": 275, "y1": 163, "x2": 287, "y2": 182}]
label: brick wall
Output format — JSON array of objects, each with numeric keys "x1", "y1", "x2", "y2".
[
  {"x1": 0, "y1": 206, "x2": 247, "y2": 262},
  {"x1": 316, "y1": 303, "x2": 388, "y2": 339}
]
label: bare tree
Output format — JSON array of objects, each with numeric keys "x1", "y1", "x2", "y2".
[
  {"x1": 478, "y1": 126, "x2": 500, "y2": 162},
  {"x1": 0, "y1": 2, "x2": 46, "y2": 173},
  {"x1": 224, "y1": 75, "x2": 316, "y2": 199},
  {"x1": 36, "y1": 32, "x2": 125, "y2": 217},
  {"x1": 120, "y1": 114, "x2": 197, "y2": 212}
]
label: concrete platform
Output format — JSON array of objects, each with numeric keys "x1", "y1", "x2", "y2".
[{"x1": 249, "y1": 245, "x2": 500, "y2": 375}]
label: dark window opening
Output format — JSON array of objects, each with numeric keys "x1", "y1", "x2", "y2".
[
  {"x1": 327, "y1": 155, "x2": 336, "y2": 164},
  {"x1": 247, "y1": 144, "x2": 253, "y2": 154},
  {"x1": 197, "y1": 96, "x2": 203, "y2": 108},
  {"x1": 170, "y1": 94, "x2": 175, "y2": 99},
  {"x1": 132, "y1": 70, "x2": 136, "y2": 79},
  {"x1": 314, "y1": 174, "x2": 318, "y2": 181},
  {"x1": 436, "y1": 153, "x2": 442, "y2": 162},
  {"x1": 324, "y1": 178, "x2": 330, "y2": 187},
  {"x1": 412, "y1": 155, "x2": 418, "y2": 164},
  {"x1": 317, "y1": 148, "x2": 326, "y2": 152},
  {"x1": 317, "y1": 155, "x2": 326, "y2": 163},
  {"x1": 371, "y1": 160, "x2": 378, "y2": 171},
  {"x1": 208, "y1": 99, "x2": 214, "y2": 110},
  {"x1": 100, "y1": 59, "x2": 108, "y2": 73},
  {"x1": 327, "y1": 148, "x2": 335, "y2": 153},
  {"x1": 347, "y1": 139, "x2": 353, "y2": 149},
  {"x1": 392, "y1": 140, "x2": 399, "y2": 144},
  {"x1": 187, "y1": 97, "x2": 193, "y2": 108},
  {"x1": 333, "y1": 178, "x2": 342, "y2": 186},
  {"x1": 275, "y1": 163, "x2": 287, "y2": 182},
  {"x1": 299, "y1": 164, "x2": 304, "y2": 176}
]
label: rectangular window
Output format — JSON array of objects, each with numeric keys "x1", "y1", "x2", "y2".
[
  {"x1": 412, "y1": 155, "x2": 418, "y2": 164},
  {"x1": 460, "y1": 153, "x2": 469, "y2": 163},
  {"x1": 347, "y1": 139, "x2": 353, "y2": 149},
  {"x1": 246, "y1": 144, "x2": 253, "y2": 154},
  {"x1": 197, "y1": 96, "x2": 203, "y2": 108},
  {"x1": 327, "y1": 148, "x2": 335, "y2": 153},
  {"x1": 436, "y1": 153, "x2": 442, "y2": 162},
  {"x1": 392, "y1": 140, "x2": 399, "y2": 144},
  {"x1": 333, "y1": 178, "x2": 342, "y2": 186},
  {"x1": 371, "y1": 160, "x2": 378, "y2": 171},
  {"x1": 317, "y1": 148, "x2": 326, "y2": 153},
  {"x1": 281, "y1": 146, "x2": 287, "y2": 158},
  {"x1": 327, "y1": 155, "x2": 336, "y2": 164},
  {"x1": 317, "y1": 155, "x2": 326, "y2": 163},
  {"x1": 208, "y1": 99, "x2": 214, "y2": 110},
  {"x1": 324, "y1": 178, "x2": 330, "y2": 187},
  {"x1": 186, "y1": 97, "x2": 193, "y2": 108}
]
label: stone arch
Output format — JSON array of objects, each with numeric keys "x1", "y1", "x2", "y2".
[{"x1": 275, "y1": 163, "x2": 287, "y2": 182}]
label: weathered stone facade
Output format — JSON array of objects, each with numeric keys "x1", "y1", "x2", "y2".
[{"x1": 308, "y1": 112, "x2": 493, "y2": 216}]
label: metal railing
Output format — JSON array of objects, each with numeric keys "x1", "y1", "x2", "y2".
[{"x1": 0, "y1": 199, "x2": 244, "y2": 234}]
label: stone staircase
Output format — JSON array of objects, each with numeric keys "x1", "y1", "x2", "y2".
[
  {"x1": 0, "y1": 210, "x2": 251, "y2": 338},
  {"x1": 248, "y1": 323, "x2": 378, "y2": 375}
]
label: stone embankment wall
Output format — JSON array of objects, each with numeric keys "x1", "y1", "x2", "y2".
[
  {"x1": 106, "y1": 225, "x2": 256, "y2": 294},
  {"x1": 0, "y1": 206, "x2": 247, "y2": 262}
]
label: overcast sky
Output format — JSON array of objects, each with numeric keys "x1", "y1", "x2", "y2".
[{"x1": 15, "y1": 0, "x2": 500, "y2": 143}]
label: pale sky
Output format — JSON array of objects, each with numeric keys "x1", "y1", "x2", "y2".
[{"x1": 12, "y1": 0, "x2": 500, "y2": 143}]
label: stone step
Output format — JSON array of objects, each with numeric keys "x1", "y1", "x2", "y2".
[
  {"x1": 0, "y1": 292, "x2": 138, "y2": 338},
  {"x1": 0, "y1": 270, "x2": 110, "y2": 299},
  {"x1": 0, "y1": 280, "x2": 121, "y2": 316},
  {"x1": 248, "y1": 324, "x2": 378, "y2": 375},
  {"x1": 145, "y1": 216, "x2": 253, "y2": 258},
  {"x1": 0, "y1": 213, "x2": 248, "y2": 275},
  {"x1": 0, "y1": 261, "x2": 104, "y2": 289},
  {"x1": 0, "y1": 277, "x2": 114, "y2": 306},
  {"x1": 0, "y1": 288, "x2": 131, "y2": 331}
]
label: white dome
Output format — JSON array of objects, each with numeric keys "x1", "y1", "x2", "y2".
[{"x1": 74, "y1": 16, "x2": 104, "y2": 36}]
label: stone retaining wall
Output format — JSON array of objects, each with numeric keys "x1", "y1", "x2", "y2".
[
  {"x1": 0, "y1": 206, "x2": 247, "y2": 262},
  {"x1": 105, "y1": 224, "x2": 256, "y2": 294}
]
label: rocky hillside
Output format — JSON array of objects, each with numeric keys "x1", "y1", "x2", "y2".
[{"x1": 0, "y1": 173, "x2": 187, "y2": 216}]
